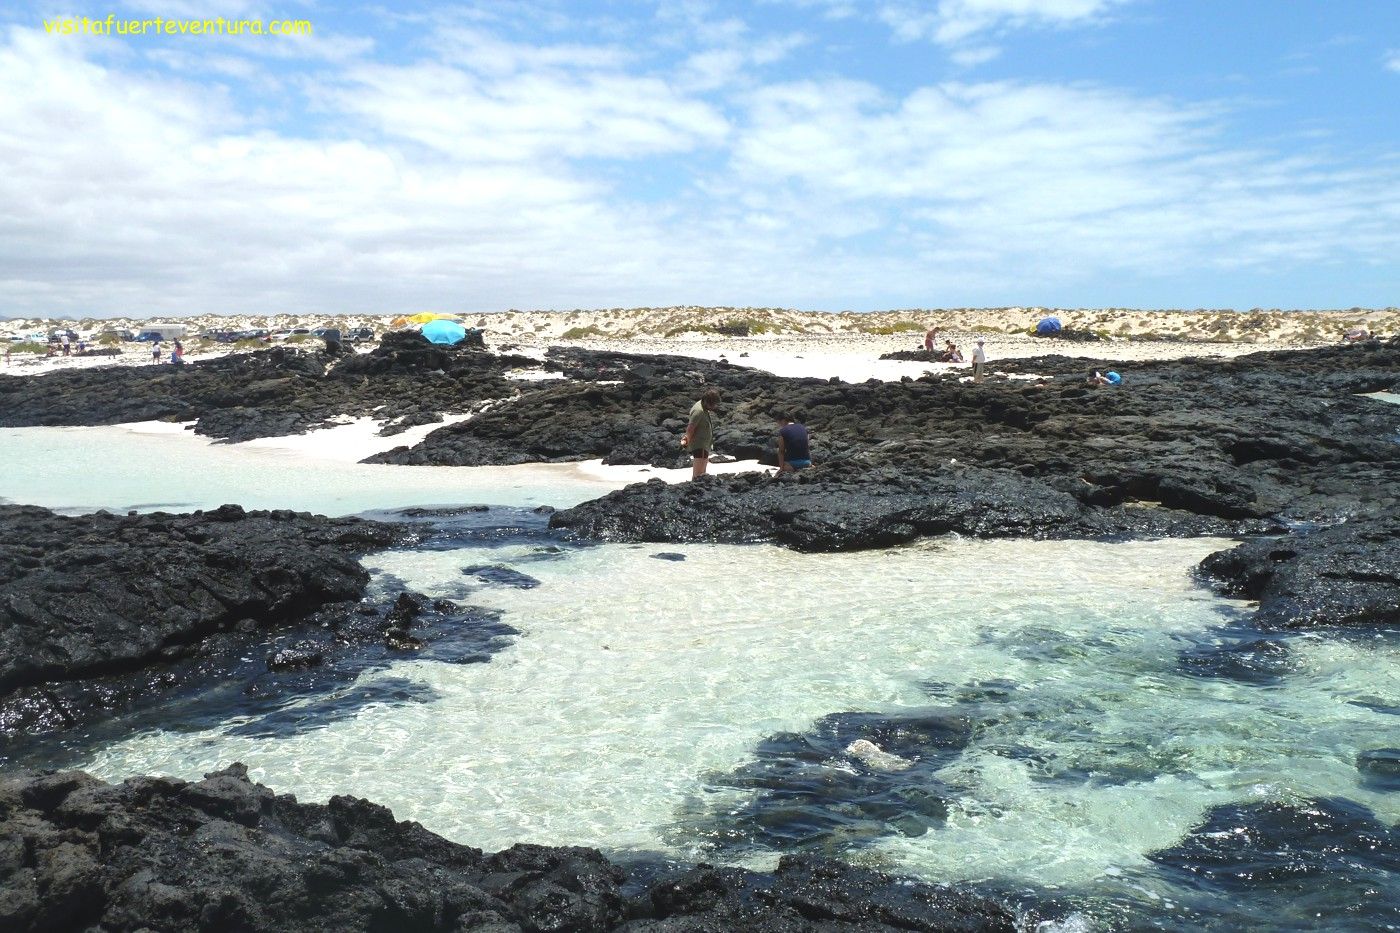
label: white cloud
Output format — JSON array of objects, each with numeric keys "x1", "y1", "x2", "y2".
[
  {"x1": 1385, "y1": 49, "x2": 1400, "y2": 73},
  {"x1": 0, "y1": 17, "x2": 1397, "y2": 316},
  {"x1": 725, "y1": 76, "x2": 1400, "y2": 282}
]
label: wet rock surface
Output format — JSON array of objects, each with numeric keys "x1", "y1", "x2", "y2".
[
  {"x1": 1148, "y1": 796, "x2": 1400, "y2": 928},
  {"x1": 1196, "y1": 513, "x2": 1400, "y2": 628},
  {"x1": 0, "y1": 504, "x2": 417, "y2": 744},
  {"x1": 0, "y1": 765, "x2": 1016, "y2": 932}
]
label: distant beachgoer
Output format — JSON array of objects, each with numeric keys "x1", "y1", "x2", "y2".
[
  {"x1": 1087, "y1": 369, "x2": 1110, "y2": 386},
  {"x1": 61, "y1": 336, "x2": 70, "y2": 356},
  {"x1": 682, "y1": 388, "x2": 721, "y2": 479},
  {"x1": 924, "y1": 327, "x2": 938, "y2": 353},
  {"x1": 948, "y1": 343, "x2": 965, "y2": 364},
  {"x1": 151, "y1": 342, "x2": 162, "y2": 363},
  {"x1": 972, "y1": 337, "x2": 987, "y2": 382},
  {"x1": 775, "y1": 411, "x2": 811, "y2": 473},
  {"x1": 1105, "y1": 370, "x2": 1122, "y2": 385}
]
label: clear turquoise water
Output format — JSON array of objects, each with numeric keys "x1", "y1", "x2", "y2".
[{"x1": 4, "y1": 426, "x2": 1398, "y2": 930}]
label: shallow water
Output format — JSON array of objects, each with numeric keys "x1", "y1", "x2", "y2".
[
  {"x1": 74, "y1": 533, "x2": 1400, "y2": 930},
  {"x1": 4, "y1": 427, "x2": 1398, "y2": 929},
  {"x1": 0, "y1": 424, "x2": 618, "y2": 514}
]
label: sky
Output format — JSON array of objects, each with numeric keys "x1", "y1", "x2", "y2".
[{"x1": 0, "y1": 1, "x2": 1397, "y2": 317}]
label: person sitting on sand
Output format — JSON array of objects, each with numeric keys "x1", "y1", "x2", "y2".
[
  {"x1": 1087, "y1": 369, "x2": 1111, "y2": 386},
  {"x1": 947, "y1": 343, "x2": 965, "y2": 363},
  {"x1": 682, "y1": 388, "x2": 721, "y2": 479},
  {"x1": 775, "y1": 411, "x2": 812, "y2": 473}
]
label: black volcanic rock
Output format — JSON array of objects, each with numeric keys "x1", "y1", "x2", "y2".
[
  {"x1": 0, "y1": 333, "x2": 538, "y2": 443},
  {"x1": 1196, "y1": 514, "x2": 1400, "y2": 628},
  {"x1": 1148, "y1": 796, "x2": 1400, "y2": 926},
  {"x1": 0, "y1": 505, "x2": 408, "y2": 739},
  {"x1": 385, "y1": 342, "x2": 1400, "y2": 535},
  {"x1": 0, "y1": 765, "x2": 1017, "y2": 932},
  {"x1": 550, "y1": 460, "x2": 1259, "y2": 553}
]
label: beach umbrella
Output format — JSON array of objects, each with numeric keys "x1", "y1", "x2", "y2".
[
  {"x1": 1036, "y1": 316, "x2": 1062, "y2": 335},
  {"x1": 421, "y1": 319, "x2": 468, "y2": 345},
  {"x1": 408, "y1": 312, "x2": 447, "y2": 324}
]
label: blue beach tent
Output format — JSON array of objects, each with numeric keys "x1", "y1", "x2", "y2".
[
  {"x1": 1035, "y1": 316, "x2": 1062, "y2": 336},
  {"x1": 421, "y1": 319, "x2": 468, "y2": 345}
]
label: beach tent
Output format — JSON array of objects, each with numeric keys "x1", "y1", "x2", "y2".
[
  {"x1": 1035, "y1": 317, "x2": 1062, "y2": 336},
  {"x1": 421, "y1": 319, "x2": 468, "y2": 345},
  {"x1": 390, "y1": 316, "x2": 411, "y2": 328},
  {"x1": 409, "y1": 312, "x2": 459, "y2": 325}
]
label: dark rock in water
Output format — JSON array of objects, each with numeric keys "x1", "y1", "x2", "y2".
[
  {"x1": 266, "y1": 643, "x2": 324, "y2": 672},
  {"x1": 461, "y1": 564, "x2": 543, "y2": 589},
  {"x1": 550, "y1": 462, "x2": 1259, "y2": 553},
  {"x1": 1148, "y1": 797, "x2": 1400, "y2": 927},
  {"x1": 1176, "y1": 632, "x2": 1295, "y2": 685},
  {"x1": 0, "y1": 501, "x2": 411, "y2": 739},
  {"x1": 396, "y1": 504, "x2": 492, "y2": 517},
  {"x1": 694, "y1": 709, "x2": 974, "y2": 853},
  {"x1": 0, "y1": 766, "x2": 1016, "y2": 932},
  {"x1": 225, "y1": 678, "x2": 442, "y2": 740},
  {"x1": 1197, "y1": 514, "x2": 1400, "y2": 628},
  {"x1": 651, "y1": 552, "x2": 687, "y2": 561},
  {"x1": 0, "y1": 504, "x2": 406, "y2": 729},
  {"x1": 1357, "y1": 748, "x2": 1400, "y2": 791}
]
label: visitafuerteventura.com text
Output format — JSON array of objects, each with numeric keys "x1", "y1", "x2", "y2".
[{"x1": 43, "y1": 15, "x2": 313, "y2": 37}]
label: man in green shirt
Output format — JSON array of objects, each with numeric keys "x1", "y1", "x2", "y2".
[{"x1": 682, "y1": 389, "x2": 721, "y2": 479}]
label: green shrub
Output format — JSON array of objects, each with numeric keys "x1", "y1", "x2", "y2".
[
  {"x1": 285, "y1": 333, "x2": 315, "y2": 343},
  {"x1": 969, "y1": 324, "x2": 1000, "y2": 333},
  {"x1": 663, "y1": 324, "x2": 715, "y2": 337},
  {"x1": 718, "y1": 316, "x2": 773, "y2": 335},
  {"x1": 233, "y1": 338, "x2": 266, "y2": 350},
  {"x1": 7, "y1": 341, "x2": 48, "y2": 354},
  {"x1": 860, "y1": 321, "x2": 924, "y2": 335},
  {"x1": 562, "y1": 325, "x2": 605, "y2": 339},
  {"x1": 96, "y1": 332, "x2": 123, "y2": 346}
]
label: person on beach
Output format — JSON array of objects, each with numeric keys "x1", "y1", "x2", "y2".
[
  {"x1": 682, "y1": 389, "x2": 721, "y2": 479},
  {"x1": 924, "y1": 326, "x2": 938, "y2": 353},
  {"x1": 61, "y1": 336, "x2": 70, "y2": 356},
  {"x1": 971, "y1": 337, "x2": 987, "y2": 382},
  {"x1": 775, "y1": 411, "x2": 812, "y2": 473},
  {"x1": 151, "y1": 341, "x2": 162, "y2": 364}
]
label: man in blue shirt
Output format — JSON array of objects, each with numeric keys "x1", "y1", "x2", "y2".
[{"x1": 776, "y1": 411, "x2": 811, "y2": 473}]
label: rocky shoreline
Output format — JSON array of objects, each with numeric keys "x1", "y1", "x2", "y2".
[
  {"x1": 0, "y1": 764, "x2": 1017, "y2": 932},
  {"x1": 0, "y1": 505, "x2": 420, "y2": 745},
  {"x1": 2, "y1": 337, "x2": 1399, "y2": 928}
]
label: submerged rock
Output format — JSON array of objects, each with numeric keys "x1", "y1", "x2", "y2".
[
  {"x1": 0, "y1": 766, "x2": 1017, "y2": 932},
  {"x1": 1148, "y1": 796, "x2": 1400, "y2": 927}
]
